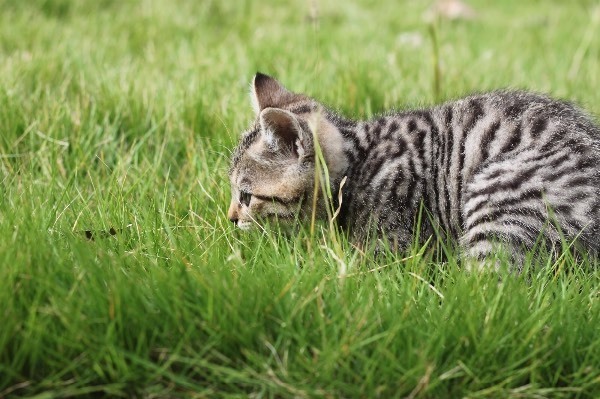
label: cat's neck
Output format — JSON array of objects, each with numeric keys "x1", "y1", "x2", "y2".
[
  {"x1": 312, "y1": 110, "x2": 355, "y2": 185},
  {"x1": 318, "y1": 111, "x2": 393, "y2": 182},
  {"x1": 315, "y1": 111, "x2": 379, "y2": 227}
]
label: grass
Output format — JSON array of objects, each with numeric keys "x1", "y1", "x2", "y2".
[{"x1": 1, "y1": 0, "x2": 600, "y2": 397}]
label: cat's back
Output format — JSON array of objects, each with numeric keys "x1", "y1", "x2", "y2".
[
  {"x1": 429, "y1": 90, "x2": 600, "y2": 256},
  {"x1": 426, "y1": 89, "x2": 600, "y2": 184},
  {"x1": 438, "y1": 89, "x2": 600, "y2": 149}
]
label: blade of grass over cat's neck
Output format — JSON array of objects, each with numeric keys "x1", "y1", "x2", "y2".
[{"x1": 309, "y1": 108, "x2": 346, "y2": 272}]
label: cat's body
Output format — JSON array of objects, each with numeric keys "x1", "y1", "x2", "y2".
[{"x1": 228, "y1": 73, "x2": 600, "y2": 264}]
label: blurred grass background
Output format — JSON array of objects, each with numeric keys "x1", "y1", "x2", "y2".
[{"x1": 1, "y1": 0, "x2": 599, "y2": 397}]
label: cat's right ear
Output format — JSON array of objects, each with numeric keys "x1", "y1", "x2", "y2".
[
  {"x1": 259, "y1": 107, "x2": 307, "y2": 158},
  {"x1": 250, "y1": 72, "x2": 297, "y2": 114}
]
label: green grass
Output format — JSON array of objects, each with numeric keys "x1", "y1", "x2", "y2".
[{"x1": 1, "y1": 0, "x2": 600, "y2": 397}]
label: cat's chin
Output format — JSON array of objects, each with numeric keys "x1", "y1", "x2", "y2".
[{"x1": 236, "y1": 221, "x2": 254, "y2": 231}]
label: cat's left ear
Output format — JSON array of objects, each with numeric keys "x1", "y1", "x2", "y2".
[
  {"x1": 251, "y1": 72, "x2": 298, "y2": 114},
  {"x1": 259, "y1": 107, "x2": 308, "y2": 158}
]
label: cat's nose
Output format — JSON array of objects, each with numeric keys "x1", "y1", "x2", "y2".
[{"x1": 227, "y1": 202, "x2": 239, "y2": 225}]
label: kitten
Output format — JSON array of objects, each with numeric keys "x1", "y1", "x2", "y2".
[{"x1": 228, "y1": 73, "x2": 600, "y2": 265}]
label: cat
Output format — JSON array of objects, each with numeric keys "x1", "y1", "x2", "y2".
[{"x1": 228, "y1": 72, "x2": 600, "y2": 266}]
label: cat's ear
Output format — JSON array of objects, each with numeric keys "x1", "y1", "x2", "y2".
[
  {"x1": 259, "y1": 107, "x2": 307, "y2": 158},
  {"x1": 251, "y1": 72, "x2": 298, "y2": 114}
]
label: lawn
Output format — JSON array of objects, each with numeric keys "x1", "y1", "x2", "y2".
[{"x1": 1, "y1": 0, "x2": 600, "y2": 397}]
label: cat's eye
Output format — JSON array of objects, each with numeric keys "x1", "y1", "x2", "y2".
[{"x1": 239, "y1": 191, "x2": 252, "y2": 207}]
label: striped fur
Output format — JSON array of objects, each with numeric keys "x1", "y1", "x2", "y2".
[{"x1": 228, "y1": 73, "x2": 600, "y2": 264}]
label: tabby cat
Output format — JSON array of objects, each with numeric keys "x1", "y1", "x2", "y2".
[{"x1": 228, "y1": 73, "x2": 600, "y2": 264}]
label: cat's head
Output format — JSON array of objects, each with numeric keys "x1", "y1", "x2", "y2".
[{"x1": 227, "y1": 73, "x2": 323, "y2": 230}]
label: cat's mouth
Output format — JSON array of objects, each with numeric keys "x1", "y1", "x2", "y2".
[{"x1": 236, "y1": 213, "x2": 299, "y2": 231}]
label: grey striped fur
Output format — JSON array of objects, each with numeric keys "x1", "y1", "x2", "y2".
[{"x1": 228, "y1": 73, "x2": 600, "y2": 264}]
